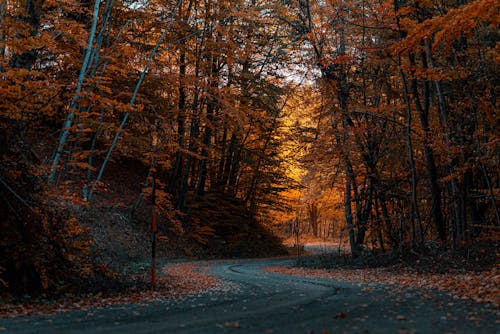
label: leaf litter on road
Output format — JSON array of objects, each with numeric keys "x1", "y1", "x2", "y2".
[
  {"x1": 265, "y1": 265, "x2": 499, "y2": 307},
  {"x1": 0, "y1": 261, "x2": 233, "y2": 319}
]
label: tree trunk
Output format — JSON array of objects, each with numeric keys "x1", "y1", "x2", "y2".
[
  {"x1": 49, "y1": 0, "x2": 101, "y2": 184},
  {"x1": 88, "y1": 0, "x2": 183, "y2": 202}
]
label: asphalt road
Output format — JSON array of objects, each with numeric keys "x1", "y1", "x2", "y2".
[
  {"x1": 303, "y1": 241, "x2": 345, "y2": 255},
  {"x1": 1, "y1": 259, "x2": 498, "y2": 333}
]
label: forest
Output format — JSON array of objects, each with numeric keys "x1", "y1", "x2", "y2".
[{"x1": 0, "y1": 0, "x2": 498, "y2": 303}]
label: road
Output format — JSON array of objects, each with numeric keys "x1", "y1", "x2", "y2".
[
  {"x1": 1, "y1": 259, "x2": 498, "y2": 333},
  {"x1": 303, "y1": 241, "x2": 344, "y2": 255}
]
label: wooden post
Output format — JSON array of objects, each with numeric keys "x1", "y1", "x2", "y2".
[
  {"x1": 151, "y1": 176, "x2": 157, "y2": 289},
  {"x1": 295, "y1": 216, "x2": 300, "y2": 261}
]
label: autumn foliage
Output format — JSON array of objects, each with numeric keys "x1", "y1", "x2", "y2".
[
  {"x1": 283, "y1": 0, "x2": 499, "y2": 255},
  {"x1": 0, "y1": 0, "x2": 498, "y2": 296},
  {"x1": 1, "y1": 0, "x2": 292, "y2": 295}
]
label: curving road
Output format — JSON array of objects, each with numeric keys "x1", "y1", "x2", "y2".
[{"x1": 1, "y1": 259, "x2": 498, "y2": 333}]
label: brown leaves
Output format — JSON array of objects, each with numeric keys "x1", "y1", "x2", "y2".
[
  {"x1": 393, "y1": 0, "x2": 500, "y2": 55},
  {"x1": 265, "y1": 266, "x2": 500, "y2": 307},
  {"x1": 161, "y1": 263, "x2": 220, "y2": 296},
  {"x1": 335, "y1": 312, "x2": 347, "y2": 319},
  {"x1": 0, "y1": 262, "x2": 226, "y2": 319},
  {"x1": 222, "y1": 321, "x2": 241, "y2": 328}
]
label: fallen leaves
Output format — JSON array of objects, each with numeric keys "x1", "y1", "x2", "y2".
[
  {"x1": 222, "y1": 321, "x2": 241, "y2": 328},
  {"x1": 161, "y1": 262, "x2": 238, "y2": 296},
  {"x1": 265, "y1": 266, "x2": 500, "y2": 307},
  {"x1": 335, "y1": 312, "x2": 347, "y2": 319},
  {"x1": 161, "y1": 263, "x2": 220, "y2": 297},
  {"x1": 0, "y1": 261, "x2": 229, "y2": 319}
]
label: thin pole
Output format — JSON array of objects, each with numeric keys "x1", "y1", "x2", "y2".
[
  {"x1": 295, "y1": 216, "x2": 300, "y2": 261},
  {"x1": 151, "y1": 176, "x2": 157, "y2": 289}
]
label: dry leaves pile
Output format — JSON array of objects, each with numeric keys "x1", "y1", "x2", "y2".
[
  {"x1": 266, "y1": 265, "x2": 500, "y2": 306},
  {"x1": 0, "y1": 262, "x2": 224, "y2": 319},
  {"x1": 161, "y1": 262, "x2": 231, "y2": 295}
]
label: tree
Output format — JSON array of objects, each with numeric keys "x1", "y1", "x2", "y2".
[{"x1": 285, "y1": 0, "x2": 499, "y2": 254}]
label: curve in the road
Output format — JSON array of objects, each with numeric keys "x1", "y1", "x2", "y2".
[{"x1": 1, "y1": 259, "x2": 498, "y2": 334}]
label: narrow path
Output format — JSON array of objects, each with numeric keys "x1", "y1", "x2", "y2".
[{"x1": 1, "y1": 259, "x2": 498, "y2": 333}]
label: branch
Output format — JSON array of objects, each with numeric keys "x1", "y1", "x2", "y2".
[
  {"x1": 0, "y1": 176, "x2": 37, "y2": 215},
  {"x1": 48, "y1": 0, "x2": 102, "y2": 183}
]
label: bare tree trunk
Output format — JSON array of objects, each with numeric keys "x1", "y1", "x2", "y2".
[
  {"x1": 399, "y1": 67, "x2": 424, "y2": 245},
  {"x1": 424, "y1": 38, "x2": 463, "y2": 247},
  {"x1": 197, "y1": 51, "x2": 219, "y2": 195},
  {"x1": 87, "y1": 0, "x2": 183, "y2": 202},
  {"x1": 172, "y1": 28, "x2": 189, "y2": 191},
  {"x1": 345, "y1": 178, "x2": 357, "y2": 256},
  {"x1": 0, "y1": 1, "x2": 6, "y2": 63},
  {"x1": 307, "y1": 201, "x2": 320, "y2": 237},
  {"x1": 49, "y1": 0, "x2": 101, "y2": 184},
  {"x1": 481, "y1": 165, "x2": 500, "y2": 226}
]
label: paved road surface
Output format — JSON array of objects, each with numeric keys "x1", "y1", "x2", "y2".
[
  {"x1": 1, "y1": 259, "x2": 498, "y2": 333},
  {"x1": 303, "y1": 241, "x2": 345, "y2": 255}
]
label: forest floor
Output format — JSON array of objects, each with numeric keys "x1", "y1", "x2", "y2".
[
  {"x1": 1, "y1": 258, "x2": 498, "y2": 333},
  {"x1": 267, "y1": 255, "x2": 499, "y2": 307},
  {"x1": 0, "y1": 260, "x2": 226, "y2": 319},
  {"x1": 1, "y1": 241, "x2": 498, "y2": 320},
  {"x1": 280, "y1": 237, "x2": 499, "y2": 307}
]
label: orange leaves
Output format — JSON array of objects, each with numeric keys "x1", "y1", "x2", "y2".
[
  {"x1": 43, "y1": 0, "x2": 84, "y2": 14},
  {"x1": 67, "y1": 161, "x2": 96, "y2": 171},
  {"x1": 0, "y1": 261, "x2": 227, "y2": 319},
  {"x1": 397, "y1": 65, "x2": 469, "y2": 82},
  {"x1": 162, "y1": 262, "x2": 220, "y2": 294},
  {"x1": 332, "y1": 54, "x2": 353, "y2": 66},
  {"x1": 435, "y1": 0, "x2": 500, "y2": 48},
  {"x1": 394, "y1": 0, "x2": 500, "y2": 56},
  {"x1": 266, "y1": 265, "x2": 500, "y2": 307}
]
